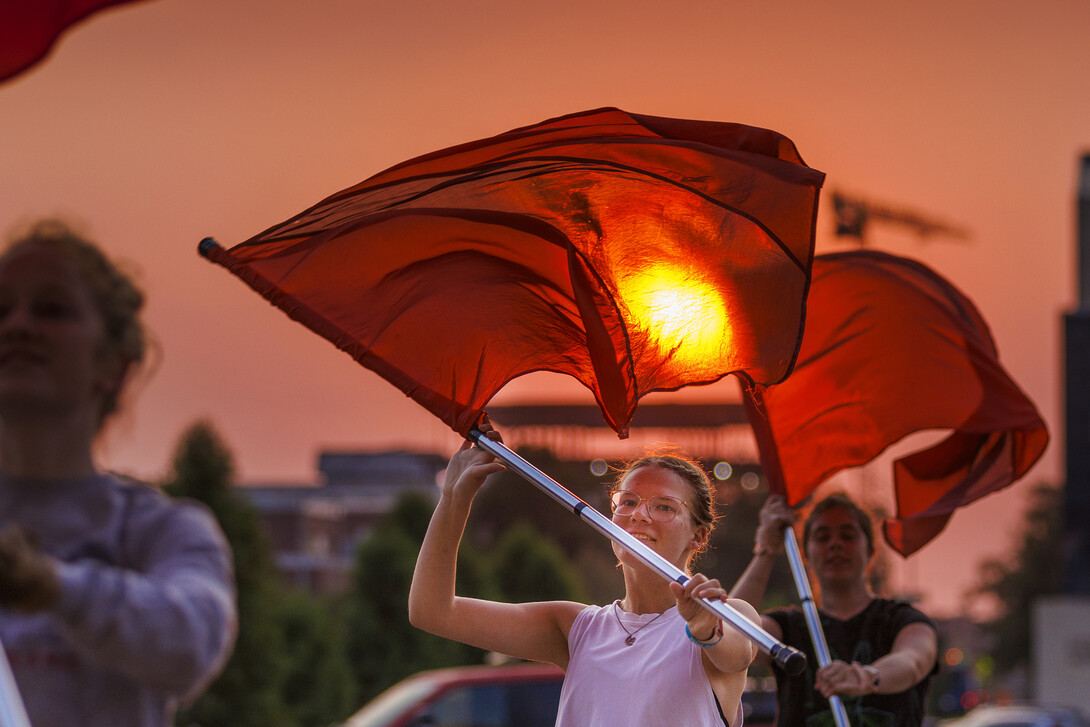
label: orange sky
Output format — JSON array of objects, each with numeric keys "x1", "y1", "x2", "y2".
[{"x1": 1, "y1": 0, "x2": 1087, "y2": 617}]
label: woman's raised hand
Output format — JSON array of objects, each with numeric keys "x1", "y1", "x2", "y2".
[
  {"x1": 754, "y1": 495, "x2": 796, "y2": 554},
  {"x1": 441, "y1": 420, "x2": 505, "y2": 506}
]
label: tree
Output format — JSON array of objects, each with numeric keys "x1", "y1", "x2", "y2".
[
  {"x1": 491, "y1": 523, "x2": 587, "y2": 603},
  {"x1": 344, "y1": 492, "x2": 495, "y2": 704},
  {"x1": 165, "y1": 421, "x2": 292, "y2": 727},
  {"x1": 466, "y1": 447, "x2": 611, "y2": 553},
  {"x1": 968, "y1": 482, "x2": 1064, "y2": 678},
  {"x1": 466, "y1": 447, "x2": 623, "y2": 603},
  {"x1": 278, "y1": 589, "x2": 358, "y2": 727}
]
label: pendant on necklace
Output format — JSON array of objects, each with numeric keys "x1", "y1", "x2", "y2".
[{"x1": 613, "y1": 601, "x2": 665, "y2": 647}]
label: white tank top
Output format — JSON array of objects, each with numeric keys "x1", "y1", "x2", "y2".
[{"x1": 555, "y1": 601, "x2": 741, "y2": 727}]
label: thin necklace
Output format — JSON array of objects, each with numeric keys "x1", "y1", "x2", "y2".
[{"x1": 612, "y1": 601, "x2": 666, "y2": 646}]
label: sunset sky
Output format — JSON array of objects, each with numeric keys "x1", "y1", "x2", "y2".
[{"x1": 2, "y1": 0, "x2": 1087, "y2": 616}]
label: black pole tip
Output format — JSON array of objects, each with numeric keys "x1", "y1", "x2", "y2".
[
  {"x1": 774, "y1": 646, "x2": 807, "y2": 676},
  {"x1": 198, "y1": 237, "x2": 220, "y2": 257}
]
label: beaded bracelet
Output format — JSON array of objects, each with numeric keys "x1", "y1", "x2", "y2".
[{"x1": 685, "y1": 621, "x2": 723, "y2": 647}]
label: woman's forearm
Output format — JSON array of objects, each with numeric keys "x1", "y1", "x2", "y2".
[{"x1": 408, "y1": 494, "x2": 469, "y2": 635}]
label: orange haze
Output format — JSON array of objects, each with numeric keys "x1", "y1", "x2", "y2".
[{"x1": 1, "y1": 0, "x2": 1086, "y2": 617}]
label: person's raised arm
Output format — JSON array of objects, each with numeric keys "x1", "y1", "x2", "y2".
[
  {"x1": 728, "y1": 495, "x2": 794, "y2": 608},
  {"x1": 408, "y1": 426, "x2": 581, "y2": 667},
  {"x1": 727, "y1": 495, "x2": 795, "y2": 669},
  {"x1": 408, "y1": 435, "x2": 506, "y2": 635}
]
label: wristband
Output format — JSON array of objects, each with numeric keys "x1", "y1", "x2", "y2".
[
  {"x1": 862, "y1": 664, "x2": 881, "y2": 693},
  {"x1": 685, "y1": 621, "x2": 723, "y2": 647}
]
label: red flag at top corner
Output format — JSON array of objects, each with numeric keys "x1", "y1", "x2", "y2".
[
  {"x1": 0, "y1": 0, "x2": 154, "y2": 84},
  {"x1": 202, "y1": 107, "x2": 824, "y2": 437},
  {"x1": 744, "y1": 249, "x2": 1048, "y2": 556}
]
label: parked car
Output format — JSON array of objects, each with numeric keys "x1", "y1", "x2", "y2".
[
  {"x1": 340, "y1": 663, "x2": 563, "y2": 727},
  {"x1": 941, "y1": 704, "x2": 1090, "y2": 727},
  {"x1": 340, "y1": 662, "x2": 777, "y2": 727}
]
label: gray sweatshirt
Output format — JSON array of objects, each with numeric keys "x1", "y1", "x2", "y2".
[{"x1": 0, "y1": 473, "x2": 237, "y2": 727}]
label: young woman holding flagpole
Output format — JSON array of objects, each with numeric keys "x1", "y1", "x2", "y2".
[
  {"x1": 409, "y1": 421, "x2": 760, "y2": 727},
  {"x1": 730, "y1": 494, "x2": 938, "y2": 727}
]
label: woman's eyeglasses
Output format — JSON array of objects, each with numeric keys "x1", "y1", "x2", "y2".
[{"x1": 610, "y1": 490, "x2": 690, "y2": 523}]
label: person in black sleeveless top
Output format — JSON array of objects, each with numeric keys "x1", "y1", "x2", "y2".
[{"x1": 730, "y1": 494, "x2": 938, "y2": 727}]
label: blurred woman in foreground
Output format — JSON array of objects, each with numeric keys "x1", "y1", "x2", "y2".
[{"x1": 0, "y1": 220, "x2": 237, "y2": 727}]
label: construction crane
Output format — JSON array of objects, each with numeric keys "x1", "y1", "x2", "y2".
[{"x1": 832, "y1": 190, "x2": 971, "y2": 245}]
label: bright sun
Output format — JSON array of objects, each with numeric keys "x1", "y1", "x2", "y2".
[{"x1": 617, "y1": 263, "x2": 731, "y2": 368}]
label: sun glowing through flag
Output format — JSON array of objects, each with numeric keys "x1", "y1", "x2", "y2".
[
  {"x1": 202, "y1": 107, "x2": 824, "y2": 437},
  {"x1": 618, "y1": 263, "x2": 732, "y2": 371}
]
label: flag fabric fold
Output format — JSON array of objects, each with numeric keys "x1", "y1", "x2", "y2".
[
  {"x1": 744, "y1": 249, "x2": 1048, "y2": 556},
  {"x1": 0, "y1": 0, "x2": 152, "y2": 83},
  {"x1": 204, "y1": 107, "x2": 824, "y2": 437}
]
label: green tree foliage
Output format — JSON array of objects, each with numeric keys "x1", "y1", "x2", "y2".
[
  {"x1": 382, "y1": 488, "x2": 436, "y2": 544},
  {"x1": 969, "y1": 482, "x2": 1064, "y2": 677},
  {"x1": 466, "y1": 447, "x2": 623, "y2": 603},
  {"x1": 344, "y1": 492, "x2": 495, "y2": 704},
  {"x1": 491, "y1": 523, "x2": 587, "y2": 603},
  {"x1": 466, "y1": 447, "x2": 611, "y2": 549},
  {"x1": 278, "y1": 590, "x2": 358, "y2": 727},
  {"x1": 165, "y1": 421, "x2": 292, "y2": 727}
]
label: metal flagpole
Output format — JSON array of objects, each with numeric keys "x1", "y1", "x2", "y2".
[
  {"x1": 784, "y1": 528, "x2": 852, "y2": 727},
  {"x1": 0, "y1": 637, "x2": 32, "y2": 727},
  {"x1": 469, "y1": 428, "x2": 807, "y2": 675}
]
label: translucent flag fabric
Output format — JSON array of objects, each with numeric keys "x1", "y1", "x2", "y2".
[
  {"x1": 744, "y1": 250, "x2": 1048, "y2": 556},
  {"x1": 0, "y1": 0, "x2": 152, "y2": 83},
  {"x1": 204, "y1": 107, "x2": 824, "y2": 437}
]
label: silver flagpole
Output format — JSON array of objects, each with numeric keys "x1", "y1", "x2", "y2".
[
  {"x1": 784, "y1": 528, "x2": 852, "y2": 727},
  {"x1": 0, "y1": 637, "x2": 32, "y2": 727},
  {"x1": 470, "y1": 428, "x2": 806, "y2": 675}
]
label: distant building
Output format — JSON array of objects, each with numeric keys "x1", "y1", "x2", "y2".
[
  {"x1": 238, "y1": 450, "x2": 447, "y2": 592},
  {"x1": 238, "y1": 402, "x2": 758, "y2": 592}
]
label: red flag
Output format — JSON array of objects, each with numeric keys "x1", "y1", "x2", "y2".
[
  {"x1": 203, "y1": 107, "x2": 824, "y2": 437},
  {"x1": 0, "y1": 0, "x2": 152, "y2": 83},
  {"x1": 744, "y1": 250, "x2": 1049, "y2": 556}
]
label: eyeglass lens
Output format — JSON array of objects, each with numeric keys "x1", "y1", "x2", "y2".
[{"x1": 610, "y1": 491, "x2": 683, "y2": 522}]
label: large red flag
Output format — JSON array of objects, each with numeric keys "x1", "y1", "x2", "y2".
[
  {"x1": 203, "y1": 107, "x2": 824, "y2": 437},
  {"x1": 0, "y1": 0, "x2": 152, "y2": 83},
  {"x1": 744, "y1": 249, "x2": 1048, "y2": 556}
]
